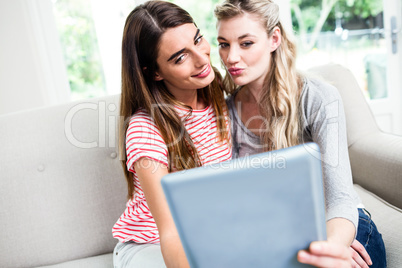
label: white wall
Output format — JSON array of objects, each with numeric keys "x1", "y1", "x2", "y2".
[
  {"x1": 90, "y1": 0, "x2": 150, "y2": 96},
  {"x1": 0, "y1": 0, "x2": 70, "y2": 116},
  {"x1": 276, "y1": 0, "x2": 292, "y2": 35},
  {"x1": 90, "y1": 0, "x2": 127, "y2": 96}
]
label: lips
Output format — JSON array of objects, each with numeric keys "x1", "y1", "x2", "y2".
[
  {"x1": 228, "y1": 67, "x2": 243, "y2": 76},
  {"x1": 192, "y1": 64, "x2": 211, "y2": 78}
]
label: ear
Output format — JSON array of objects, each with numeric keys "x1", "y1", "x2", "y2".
[
  {"x1": 270, "y1": 26, "x2": 282, "y2": 52},
  {"x1": 154, "y1": 71, "x2": 164, "y2": 81}
]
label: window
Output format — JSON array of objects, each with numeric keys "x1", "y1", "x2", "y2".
[
  {"x1": 291, "y1": 0, "x2": 385, "y2": 100},
  {"x1": 290, "y1": 0, "x2": 402, "y2": 134},
  {"x1": 52, "y1": 0, "x2": 107, "y2": 100},
  {"x1": 52, "y1": 0, "x2": 222, "y2": 101}
]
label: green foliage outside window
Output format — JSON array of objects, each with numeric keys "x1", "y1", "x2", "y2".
[
  {"x1": 53, "y1": 0, "x2": 106, "y2": 100},
  {"x1": 291, "y1": 0, "x2": 383, "y2": 52}
]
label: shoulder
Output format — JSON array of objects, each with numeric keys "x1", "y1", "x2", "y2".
[
  {"x1": 128, "y1": 110, "x2": 157, "y2": 130},
  {"x1": 300, "y1": 77, "x2": 343, "y2": 117},
  {"x1": 129, "y1": 110, "x2": 154, "y2": 126},
  {"x1": 299, "y1": 77, "x2": 345, "y2": 128},
  {"x1": 126, "y1": 110, "x2": 164, "y2": 141},
  {"x1": 300, "y1": 77, "x2": 343, "y2": 108}
]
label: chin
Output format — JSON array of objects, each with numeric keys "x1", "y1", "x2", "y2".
[
  {"x1": 232, "y1": 77, "x2": 247, "y2": 87},
  {"x1": 204, "y1": 72, "x2": 215, "y2": 86}
]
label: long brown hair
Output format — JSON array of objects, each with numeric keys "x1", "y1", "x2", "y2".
[
  {"x1": 120, "y1": 1, "x2": 229, "y2": 200},
  {"x1": 215, "y1": 0, "x2": 302, "y2": 151}
]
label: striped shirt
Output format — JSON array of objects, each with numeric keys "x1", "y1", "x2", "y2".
[{"x1": 112, "y1": 105, "x2": 232, "y2": 244}]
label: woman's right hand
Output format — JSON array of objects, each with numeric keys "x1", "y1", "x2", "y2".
[
  {"x1": 297, "y1": 241, "x2": 353, "y2": 268},
  {"x1": 297, "y1": 239, "x2": 373, "y2": 268}
]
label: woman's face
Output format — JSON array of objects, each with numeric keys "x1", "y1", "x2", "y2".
[
  {"x1": 155, "y1": 23, "x2": 214, "y2": 96},
  {"x1": 217, "y1": 13, "x2": 280, "y2": 88}
]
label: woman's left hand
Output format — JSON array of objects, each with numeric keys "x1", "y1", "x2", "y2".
[
  {"x1": 350, "y1": 239, "x2": 372, "y2": 268},
  {"x1": 297, "y1": 241, "x2": 353, "y2": 268}
]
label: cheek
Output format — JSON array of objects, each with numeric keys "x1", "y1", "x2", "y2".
[
  {"x1": 173, "y1": 67, "x2": 189, "y2": 80},
  {"x1": 203, "y1": 41, "x2": 211, "y2": 54},
  {"x1": 163, "y1": 67, "x2": 187, "y2": 84},
  {"x1": 219, "y1": 50, "x2": 227, "y2": 63},
  {"x1": 250, "y1": 47, "x2": 270, "y2": 66}
]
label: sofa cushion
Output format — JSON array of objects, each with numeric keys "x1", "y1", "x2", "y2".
[
  {"x1": 37, "y1": 253, "x2": 113, "y2": 268},
  {"x1": 354, "y1": 184, "x2": 402, "y2": 268},
  {"x1": 0, "y1": 95, "x2": 127, "y2": 267},
  {"x1": 349, "y1": 133, "x2": 402, "y2": 209}
]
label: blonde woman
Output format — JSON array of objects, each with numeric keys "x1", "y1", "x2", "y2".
[
  {"x1": 215, "y1": 0, "x2": 385, "y2": 267},
  {"x1": 112, "y1": 1, "x2": 231, "y2": 267}
]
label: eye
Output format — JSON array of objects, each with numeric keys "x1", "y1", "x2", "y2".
[
  {"x1": 241, "y1": 41, "x2": 254, "y2": 47},
  {"x1": 175, "y1": 54, "x2": 186, "y2": 64},
  {"x1": 195, "y1": 35, "x2": 203, "y2": 45},
  {"x1": 218, "y1": 42, "x2": 229, "y2": 48}
]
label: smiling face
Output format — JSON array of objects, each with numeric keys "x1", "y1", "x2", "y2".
[
  {"x1": 217, "y1": 12, "x2": 280, "y2": 89},
  {"x1": 154, "y1": 23, "x2": 214, "y2": 97}
]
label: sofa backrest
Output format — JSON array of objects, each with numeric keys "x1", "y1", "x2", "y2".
[
  {"x1": 309, "y1": 63, "x2": 379, "y2": 146},
  {"x1": 0, "y1": 94, "x2": 127, "y2": 267},
  {"x1": 309, "y1": 64, "x2": 402, "y2": 210}
]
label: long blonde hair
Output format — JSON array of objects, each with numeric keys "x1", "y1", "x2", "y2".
[
  {"x1": 215, "y1": 0, "x2": 302, "y2": 151},
  {"x1": 121, "y1": 1, "x2": 229, "y2": 200}
]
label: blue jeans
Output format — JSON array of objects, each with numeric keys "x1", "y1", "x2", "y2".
[{"x1": 356, "y1": 208, "x2": 386, "y2": 268}]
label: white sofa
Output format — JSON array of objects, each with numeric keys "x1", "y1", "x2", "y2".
[
  {"x1": 1, "y1": 64, "x2": 401, "y2": 267},
  {"x1": 310, "y1": 64, "x2": 402, "y2": 268}
]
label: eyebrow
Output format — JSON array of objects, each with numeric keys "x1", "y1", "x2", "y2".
[
  {"x1": 167, "y1": 48, "x2": 185, "y2": 62},
  {"x1": 193, "y1": 28, "x2": 200, "y2": 41},
  {"x1": 217, "y1": 33, "x2": 257, "y2": 41},
  {"x1": 167, "y1": 28, "x2": 201, "y2": 62}
]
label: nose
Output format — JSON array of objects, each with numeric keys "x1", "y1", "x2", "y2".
[
  {"x1": 193, "y1": 43, "x2": 210, "y2": 68},
  {"x1": 226, "y1": 46, "x2": 240, "y2": 65},
  {"x1": 194, "y1": 50, "x2": 209, "y2": 68}
]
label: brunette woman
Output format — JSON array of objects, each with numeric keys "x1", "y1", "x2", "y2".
[{"x1": 112, "y1": 1, "x2": 231, "y2": 267}]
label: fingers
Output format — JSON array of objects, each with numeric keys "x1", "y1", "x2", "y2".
[
  {"x1": 350, "y1": 247, "x2": 369, "y2": 268},
  {"x1": 309, "y1": 241, "x2": 350, "y2": 258},
  {"x1": 350, "y1": 240, "x2": 372, "y2": 266},
  {"x1": 298, "y1": 241, "x2": 352, "y2": 268},
  {"x1": 351, "y1": 258, "x2": 359, "y2": 268},
  {"x1": 298, "y1": 250, "x2": 351, "y2": 268}
]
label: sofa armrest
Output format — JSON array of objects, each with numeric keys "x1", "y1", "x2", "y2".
[{"x1": 348, "y1": 131, "x2": 402, "y2": 210}]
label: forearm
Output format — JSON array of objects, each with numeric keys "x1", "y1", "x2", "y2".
[
  {"x1": 326, "y1": 218, "x2": 355, "y2": 246},
  {"x1": 160, "y1": 234, "x2": 190, "y2": 268},
  {"x1": 134, "y1": 159, "x2": 190, "y2": 268}
]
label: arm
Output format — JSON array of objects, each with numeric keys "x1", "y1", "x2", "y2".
[
  {"x1": 297, "y1": 80, "x2": 360, "y2": 267},
  {"x1": 327, "y1": 218, "x2": 355, "y2": 246},
  {"x1": 134, "y1": 158, "x2": 189, "y2": 268}
]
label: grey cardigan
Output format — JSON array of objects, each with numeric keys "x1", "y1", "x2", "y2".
[{"x1": 226, "y1": 77, "x2": 361, "y2": 230}]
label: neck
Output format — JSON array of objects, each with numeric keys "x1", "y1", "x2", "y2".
[
  {"x1": 242, "y1": 82, "x2": 264, "y2": 103},
  {"x1": 173, "y1": 89, "x2": 204, "y2": 110}
]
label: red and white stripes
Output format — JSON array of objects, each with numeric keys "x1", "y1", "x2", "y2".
[{"x1": 112, "y1": 105, "x2": 232, "y2": 244}]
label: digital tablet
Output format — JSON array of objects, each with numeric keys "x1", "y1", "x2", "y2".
[{"x1": 161, "y1": 142, "x2": 326, "y2": 268}]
